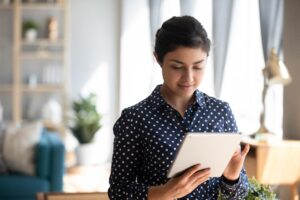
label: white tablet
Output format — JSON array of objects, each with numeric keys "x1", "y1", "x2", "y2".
[{"x1": 167, "y1": 132, "x2": 241, "y2": 178}]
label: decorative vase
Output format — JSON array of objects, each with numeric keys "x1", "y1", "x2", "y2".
[
  {"x1": 42, "y1": 98, "x2": 62, "y2": 124},
  {"x1": 25, "y1": 29, "x2": 37, "y2": 42},
  {"x1": 75, "y1": 143, "x2": 100, "y2": 165}
]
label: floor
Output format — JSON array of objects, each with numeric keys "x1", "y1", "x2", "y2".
[{"x1": 64, "y1": 163, "x2": 111, "y2": 192}]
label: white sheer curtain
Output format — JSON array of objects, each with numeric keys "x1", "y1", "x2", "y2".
[
  {"x1": 119, "y1": 0, "x2": 283, "y2": 136},
  {"x1": 221, "y1": 0, "x2": 283, "y2": 136},
  {"x1": 119, "y1": 0, "x2": 153, "y2": 111}
]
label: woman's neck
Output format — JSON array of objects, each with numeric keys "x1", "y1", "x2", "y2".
[{"x1": 160, "y1": 85, "x2": 195, "y2": 117}]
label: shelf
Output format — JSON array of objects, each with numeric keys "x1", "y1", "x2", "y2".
[
  {"x1": 0, "y1": 5, "x2": 13, "y2": 10},
  {"x1": 21, "y1": 52, "x2": 64, "y2": 60},
  {"x1": 4, "y1": 0, "x2": 68, "y2": 130},
  {"x1": 22, "y1": 38, "x2": 64, "y2": 46},
  {"x1": 22, "y1": 2, "x2": 63, "y2": 10},
  {"x1": 22, "y1": 84, "x2": 64, "y2": 92},
  {"x1": 0, "y1": 84, "x2": 12, "y2": 92}
]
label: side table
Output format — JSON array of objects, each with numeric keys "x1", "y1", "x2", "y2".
[{"x1": 242, "y1": 137, "x2": 300, "y2": 200}]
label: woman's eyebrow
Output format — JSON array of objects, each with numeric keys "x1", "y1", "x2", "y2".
[{"x1": 170, "y1": 59, "x2": 206, "y2": 64}]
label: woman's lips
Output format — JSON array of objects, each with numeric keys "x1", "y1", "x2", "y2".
[{"x1": 179, "y1": 84, "x2": 194, "y2": 89}]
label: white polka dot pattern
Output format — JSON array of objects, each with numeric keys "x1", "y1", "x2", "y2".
[{"x1": 108, "y1": 85, "x2": 249, "y2": 199}]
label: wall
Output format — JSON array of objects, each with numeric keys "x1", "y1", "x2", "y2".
[
  {"x1": 283, "y1": 0, "x2": 300, "y2": 139},
  {"x1": 70, "y1": 0, "x2": 120, "y2": 163}
]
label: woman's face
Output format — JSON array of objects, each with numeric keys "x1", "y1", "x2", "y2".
[{"x1": 160, "y1": 46, "x2": 207, "y2": 98}]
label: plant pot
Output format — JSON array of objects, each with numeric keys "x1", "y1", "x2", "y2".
[
  {"x1": 25, "y1": 29, "x2": 37, "y2": 42},
  {"x1": 75, "y1": 143, "x2": 99, "y2": 165}
]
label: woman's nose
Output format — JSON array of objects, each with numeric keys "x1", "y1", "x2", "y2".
[{"x1": 182, "y1": 69, "x2": 193, "y2": 82}]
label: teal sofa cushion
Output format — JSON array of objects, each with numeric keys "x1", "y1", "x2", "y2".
[{"x1": 0, "y1": 174, "x2": 49, "y2": 196}]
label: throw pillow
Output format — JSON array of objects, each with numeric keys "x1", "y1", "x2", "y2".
[{"x1": 3, "y1": 121, "x2": 42, "y2": 175}]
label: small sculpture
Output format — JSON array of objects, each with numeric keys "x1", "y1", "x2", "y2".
[{"x1": 48, "y1": 17, "x2": 58, "y2": 41}]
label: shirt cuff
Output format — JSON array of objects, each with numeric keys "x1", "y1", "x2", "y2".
[
  {"x1": 221, "y1": 175, "x2": 240, "y2": 185},
  {"x1": 221, "y1": 175, "x2": 241, "y2": 189}
]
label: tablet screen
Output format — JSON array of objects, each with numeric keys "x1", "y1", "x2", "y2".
[{"x1": 167, "y1": 132, "x2": 241, "y2": 178}]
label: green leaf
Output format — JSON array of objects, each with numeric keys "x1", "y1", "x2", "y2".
[
  {"x1": 69, "y1": 93, "x2": 102, "y2": 144},
  {"x1": 218, "y1": 177, "x2": 278, "y2": 200}
]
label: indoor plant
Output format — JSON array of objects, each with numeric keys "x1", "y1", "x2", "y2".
[
  {"x1": 23, "y1": 20, "x2": 38, "y2": 42},
  {"x1": 218, "y1": 177, "x2": 278, "y2": 200},
  {"x1": 70, "y1": 93, "x2": 102, "y2": 165}
]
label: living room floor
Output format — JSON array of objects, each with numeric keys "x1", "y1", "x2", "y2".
[{"x1": 64, "y1": 163, "x2": 111, "y2": 192}]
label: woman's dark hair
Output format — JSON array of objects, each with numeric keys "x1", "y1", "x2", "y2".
[{"x1": 154, "y1": 15, "x2": 211, "y2": 63}]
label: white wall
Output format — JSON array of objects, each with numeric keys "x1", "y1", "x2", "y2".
[{"x1": 70, "y1": 0, "x2": 120, "y2": 163}]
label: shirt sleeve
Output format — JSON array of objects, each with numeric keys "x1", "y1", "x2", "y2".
[
  {"x1": 219, "y1": 168, "x2": 249, "y2": 199},
  {"x1": 108, "y1": 109, "x2": 148, "y2": 200},
  {"x1": 219, "y1": 102, "x2": 249, "y2": 199},
  {"x1": 223, "y1": 102, "x2": 238, "y2": 133}
]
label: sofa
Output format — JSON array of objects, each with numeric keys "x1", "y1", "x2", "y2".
[{"x1": 0, "y1": 129, "x2": 65, "y2": 200}]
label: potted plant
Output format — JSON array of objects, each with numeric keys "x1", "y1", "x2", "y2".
[
  {"x1": 218, "y1": 177, "x2": 278, "y2": 200},
  {"x1": 23, "y1": 20, "x2": 38, "y2": 42},
  {"x1": 70, "y1": 93, "x2": 102, "y2": 165}
]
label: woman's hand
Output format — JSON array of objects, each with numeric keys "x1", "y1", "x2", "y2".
[
  {"x1": 148, "y1": 164, "x2": 211, "y2": 200},
  {"x1": 223, "y1": 144, "x2": 250, "y2": 181}
]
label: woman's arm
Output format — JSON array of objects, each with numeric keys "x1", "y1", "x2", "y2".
[{"x1": 108, "y1": 109, "x2": 148, "y2": 199}]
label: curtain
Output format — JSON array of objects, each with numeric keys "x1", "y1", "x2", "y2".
[
  {"x1": 259, "y1": 0, "x2": 284, "y2": 137},
  {"x1": 149, "y1": 0, "x2": 162, "y2": 47},
  {"x1": 259, "y1": 0, "x2": 284, "y2": 60},
  {"x1": 212, "y1": 0, "x2": 235, "y2": 98},
  {"x1": 220, "y1": 0, "x2": 265, "y2": 134},
  {"x1": 119, "y1": 0, "x2": 153, "y2": 111},
  {"x1": 180, "y1": 0, "x2": 197, "y2": 15}
]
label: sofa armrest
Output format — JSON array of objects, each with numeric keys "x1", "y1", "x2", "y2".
[
  {"x1": 45, "y1": 132, "x2": 65, "y2": 191},
  {"x1": 35, "y1": 130, "x2": 51, "y2": 179},
  {"x1": 36, "y1": 129, "x2": 65, "y2": 192}
]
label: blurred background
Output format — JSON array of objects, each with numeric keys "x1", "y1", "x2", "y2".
[{"x1": 0, "y1": 0, "x2": 300, "y2": 199}]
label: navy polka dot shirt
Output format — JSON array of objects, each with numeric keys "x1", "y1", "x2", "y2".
[{"x1": 108, "y1": 85, "x2": 249, "y2": 199}]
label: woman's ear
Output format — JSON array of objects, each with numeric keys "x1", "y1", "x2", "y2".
[{"x1": 153, "y1": 52, "x2": 162, "y2": 66}]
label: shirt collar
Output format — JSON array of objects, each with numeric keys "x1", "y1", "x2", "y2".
[
  {"x1": 148, "y1": 85, "x2": 206, "y2": 110},
  {"x1": 194, "y1": 89, "x2": 206, "y2": 108}
]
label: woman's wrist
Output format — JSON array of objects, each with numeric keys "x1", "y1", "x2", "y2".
[
  {"x1": 221, "y1": 175, "x2": 240, "y2": 185},
  {"x1": 148, "y1": 185, "x2": 173, "y2": 200}
]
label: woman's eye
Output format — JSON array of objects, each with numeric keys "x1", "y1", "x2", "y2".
[
  {"x1": 171, "y1": 65, "x2": 182, "y2": 70},
  {"x1": 194, "y1": 66, "x2": 203, "y2": 70}
]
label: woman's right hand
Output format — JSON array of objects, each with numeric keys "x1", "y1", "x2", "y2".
[{"x1": 148, "y1": 164, "x2": 211, "y2": 200}]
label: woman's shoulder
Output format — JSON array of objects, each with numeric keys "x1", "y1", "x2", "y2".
[
  {"x1": 121, "y1": 98, "x2": 150, "y2": 117},
  {"x1": 199, "y1": 91, "x2": 230, "y2": 109}
]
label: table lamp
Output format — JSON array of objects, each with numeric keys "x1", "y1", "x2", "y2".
[{"x1": 254, "y1": 47, "x2": 292, "y2": 137}]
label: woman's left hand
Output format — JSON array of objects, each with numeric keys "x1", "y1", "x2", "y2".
[{"x1": 223, "y1": 144, "x2": 250, "y2": 181}]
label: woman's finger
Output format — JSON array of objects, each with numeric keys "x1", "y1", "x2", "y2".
[
  {"x1": 241, "y1": 144, "x2": 250, "y2": 157},
  {"x1": 183, "y1": 164, "x2": 203, "y2": 178},
  {"x1": 191, "y1": 170, "x2": 210, "y2": 188}
]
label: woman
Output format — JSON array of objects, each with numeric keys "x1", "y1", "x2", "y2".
[{"x1": 108, "y1": 15, "x2": 250, "y2": 200}]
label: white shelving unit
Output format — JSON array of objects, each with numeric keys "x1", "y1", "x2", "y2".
[{"x1": 0, "y1": 0, "x2": 69, "y2": 136}]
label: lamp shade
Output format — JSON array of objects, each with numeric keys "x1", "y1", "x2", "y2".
[{"x1": 263, "y1": 48, "x2": 292, "y2": 86}]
